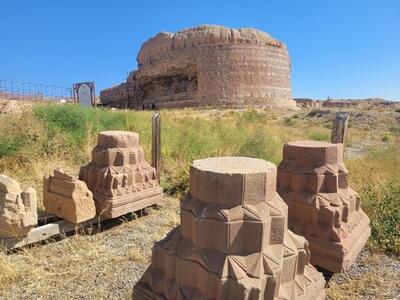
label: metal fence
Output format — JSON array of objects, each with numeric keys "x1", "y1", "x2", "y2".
[{"x1": 0, "y1": 78, "x2": 73, "y2": 101}]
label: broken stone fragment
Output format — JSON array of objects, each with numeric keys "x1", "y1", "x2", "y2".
[
  {"x1": 0, "y1": 174, "x2": 37, "y2": 238},
  {"x1": 43, "y1": 169, "x2": 96, "y2": 224}
]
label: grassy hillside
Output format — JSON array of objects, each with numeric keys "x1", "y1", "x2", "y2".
[
  {"x1": 0, "y1": 103, "x2": 399, "y2": 298},
  {"x1": 0, "y1": 103, "x2": 399, "y2": 255}
]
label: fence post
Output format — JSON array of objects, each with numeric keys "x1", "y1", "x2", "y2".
[
  {"x1": 152, "y1": 113, "x2": 161, "y2": 182},
  {"x1": 331, "y1": 112, "x2": 350, "y2": 144}
]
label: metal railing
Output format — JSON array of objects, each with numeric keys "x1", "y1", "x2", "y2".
[{"x1": 0, "y1": 78, "x2": 73, "y2": 101}]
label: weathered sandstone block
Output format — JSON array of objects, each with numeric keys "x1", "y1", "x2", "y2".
[
  {"x1": 0, "y1": 174, "x2": 37, "y2": 238},
  {"x1": 43, "y1": 169, "x2": 96, "y2": 224},
  {"x1": 134, "y1": 157, "x2": 325, "y2": 299},
  {"x1": 100, "y1": 25, "x2": 296, "y2": 109},
  {"x1": 277, "y1": 141, "x2": 371, "y2": 272},
  {"x1": 79, "y1": 131, "x2": 163, "y2": 219}
]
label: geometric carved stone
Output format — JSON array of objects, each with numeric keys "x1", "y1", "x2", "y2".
[
  {"x1": 43, "y1": 169, "x2": 96, "y2": 224},
  {"x1": 79, "y1": 131, "x2": 163, "y2": 219},
  {"x1": 0, "y1": 174, "x2": 37, "y2": 238},
  {"x1": 134, "y1": 157, "x2": 325, "y2": 299},
  {"x1": 278, "y1": 141, "x2": 371, "y2": 272}
]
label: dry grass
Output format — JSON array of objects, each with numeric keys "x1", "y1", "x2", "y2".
[
  {"x1": 0, "y1": 197, "x2": 179, "y2": 299},
  {"x1": 327, "y1": 252, "x2": 400, "y2": 299},
  {"x1": 328, "y1": 272, "x2": 399, "y2": 299},
  {"x1": 0, "y1": 103, "x2": 399, "y2": 298}
]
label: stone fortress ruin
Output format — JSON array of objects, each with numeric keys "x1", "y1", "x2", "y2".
[{"x1": 100, "y1": 25, "x2": 296, "y2": 109}]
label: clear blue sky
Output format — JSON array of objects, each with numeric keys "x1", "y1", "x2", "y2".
[{"x1": 1, "y1": 0, "x2": 399, "y2": 100}]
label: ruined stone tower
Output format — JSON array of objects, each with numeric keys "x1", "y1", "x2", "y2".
[{"x1": 100, "y1": 25, "x2": 296, "y2": 109}]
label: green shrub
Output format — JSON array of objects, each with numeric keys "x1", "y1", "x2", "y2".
[
  {"x1": 390, "y1": 125, "x2": 400, "y2": 136},
  {"x1": 33, "y1": 104, "x2": 127, "y2": 147},
  {"x1": 363, "y1": 181, "x2": 400, "y2": 254},
  {"x1": 157, "y1": 110, "x2": 284, "y2": 195},
  {"x1": 0, "y1": 136, "x2": 25, "y2": 158},
  {"x1": 306, "y1": 109, "x2": 330, "y2": 118},
  {"x1": 283, "y1": 117, "x2": 296, "y2": 126},
  {"x1": 239, "y1": 110, "x2": 268, "y2": 123},
  {"x1": 309, "y1": 131, "x2": 330, "y2": 141},
  {"x1": 382, "y1": 133, "x2": 390, "y2": 142},
  {"x1": 0, "y1": 111, "x2": 45, "y2": 163}
]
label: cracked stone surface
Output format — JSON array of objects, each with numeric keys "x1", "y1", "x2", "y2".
[{"x1": 0, "y1": 174, "x2": 37, "y2": 238}]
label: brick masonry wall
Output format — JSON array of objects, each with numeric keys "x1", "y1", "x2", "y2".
[
  {"x1": 196, "y1": 43, "x2": 293, "y2": 107},
  {"x1": 100, "y1": 25, "x2": 296, "y2": 109}
]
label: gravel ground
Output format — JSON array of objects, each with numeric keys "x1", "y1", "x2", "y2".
[
  {"x1": 326, "y1": 250, "x2": 400, "y2": 299},
  {"x1": 1, "y1": 197, "x2": 399, "y2": 300}
]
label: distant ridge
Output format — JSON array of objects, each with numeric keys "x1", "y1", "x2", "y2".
[{"x1": 294, "y1": 97, "x2": 400, "y2": 109}]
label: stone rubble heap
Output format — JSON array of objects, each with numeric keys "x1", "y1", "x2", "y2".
[
  {"x1": 277, "y1": 141, "x2": 371, "y2": 272},
  {"x1": 0, "y1": 174, "x2": 37, "y2": 238},
  {"x1": 79, "y1": 131, "x2": 163, "y2": 219},
  {"x1": 43, "y1": 169, "x2": 96, "y2": 224},
  {"x1": 134, "y1": 156, "x2": 326, "y2": 299}
]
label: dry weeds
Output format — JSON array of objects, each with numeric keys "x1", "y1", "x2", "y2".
[{"x1": 0, "y1": 104, "x2": 399, "y2": 299}]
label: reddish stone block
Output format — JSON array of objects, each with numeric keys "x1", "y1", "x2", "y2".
[
  {"x1": 43, "y1": 169, "x2": 95, "y2": 224},
  {"x1": 79, "y1": 131, "x2": 162, "y2": 218},
  {"x1": 134, "y1": 157, "x2": 325, "y2": 299},
  {"x1": 278, "y1": 140, "x2": 371, "y2": 272},
  {"x1": 0, "y1": 175, "x2": 37, "y2": 238}
]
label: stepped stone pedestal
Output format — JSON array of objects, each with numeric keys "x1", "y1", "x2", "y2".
[
  {"x1": 277, "y1": 141, "x2": 371, "y2": 272},
  {"x1": 79, "y1": 131, "x2": 163, "y2": 219},
  {"x1": 0, "y1": 174, "x2": 37, "y2": 238},
  {"x1": 43, "y1": 169, "x2": 96, "y2": 224},
  {"x1": 134, "y1": 156, "x2": 325, "y2": 300}
]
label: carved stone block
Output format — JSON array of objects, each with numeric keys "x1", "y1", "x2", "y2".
[
  {"x1": 134, "y1": 157, "x2": 325, "y2": 299},
  {"x1": 278, "y1": 141, "x2": 371, "y2": 272}
]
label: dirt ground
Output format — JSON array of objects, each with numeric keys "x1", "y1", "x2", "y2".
[{"x1": 1, "y1": 197, "x2": 399, "y2": 300}]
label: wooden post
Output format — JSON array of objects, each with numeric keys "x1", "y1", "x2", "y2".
[
  {"x1": 331, "y1": 112, "x2": 350, "y2": 144},
  {"x1": 152, "y1": 113, "x2": 161, "y2": 182},
  {"x1": 72, "y1": 84, "x2": 76, "y2": 104}
]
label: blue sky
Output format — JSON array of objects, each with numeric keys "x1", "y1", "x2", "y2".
[{"x1": 0, "y1": 0, "x2": 399, "y2": 100}]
